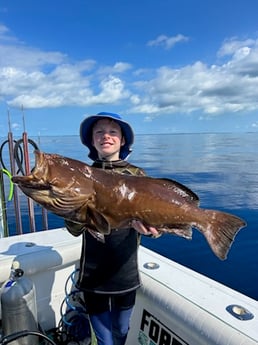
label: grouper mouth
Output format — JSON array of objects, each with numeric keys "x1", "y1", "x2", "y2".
[
  {"x1": 12, "y1": 176, "x2": 51, "y2": 191},
  {"x1": 12, "y1": 150, "x2": 51, "y2": 191}
]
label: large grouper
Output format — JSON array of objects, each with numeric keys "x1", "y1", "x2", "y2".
[{"x1": 12, "y1": 151, "x2": 246, "y2": 260}]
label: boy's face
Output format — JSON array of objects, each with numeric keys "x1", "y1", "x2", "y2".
[{"x1": 92, "y1": 118, "x2": 125, "y2": 161}]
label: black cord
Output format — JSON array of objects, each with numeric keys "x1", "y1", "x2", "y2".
[
  {"x1": 0, "y1": 329, "x2": 57, "y2": 345},
  {"x1": 57, "y1": 269, "x2": 91, "y2": 343},
  {"x1": 0, "y1": 139, "x2": 23, "y2": 173},
  {"x1": 13, "y1": 138, "x2": 39, "y2": 175},
  {"x1": 0, "y1": 137, "x2": 39, "y2": 175}
]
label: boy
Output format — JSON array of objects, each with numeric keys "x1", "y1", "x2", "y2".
[{"x1": 66, "y1": 112, "x2": 158, "y2": 345}]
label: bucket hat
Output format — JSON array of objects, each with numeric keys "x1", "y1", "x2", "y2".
[{"x1": 80, "y1": 112, "x2": 134, "y2": 160}]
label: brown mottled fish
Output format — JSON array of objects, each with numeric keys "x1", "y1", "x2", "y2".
[{"x1": 12, "y1": 151, "x2": 246, "y2": 260}]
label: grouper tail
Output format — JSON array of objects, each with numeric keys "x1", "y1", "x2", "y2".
[{"x1": 197, "y1": 210, "x2": 246, "y2": 260}]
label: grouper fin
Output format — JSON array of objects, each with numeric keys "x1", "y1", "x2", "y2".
[
  {"x1": 197, "y1": 210, "x2": 246, "y2": 260},
  {"x1": 159, "y1": 224, "x2": 193, "y2": 239},
  {"x1": 86, "y1": 207, "x2": 111, "y2": 234},
  {"x1": 158, "y1": 178, "x2": 199, "y2": 205},
  {"x1": 88, "y1": 229, "x2": 105, "y2": 243}
]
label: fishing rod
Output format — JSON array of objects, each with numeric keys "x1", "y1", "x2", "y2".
[
  {"x1": 19, "y1": 110, "x2": 48, "y2": 231},
  {"x1": 0, "y1": 110, "x2": 49, "y2": 234},
  {"x1": 6, "y1": 110, "x2": 23, "y2": 234},
  {"x1": 11, "y1": 112, "x2": 49, "y2": 231},
  {"x1": 21, "y1": 107, "x2": 36, "y2": 232}
]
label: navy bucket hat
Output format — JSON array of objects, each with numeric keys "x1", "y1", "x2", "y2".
[{"x1": 80, "y1": 112, "x2": 134, "y2": 160}]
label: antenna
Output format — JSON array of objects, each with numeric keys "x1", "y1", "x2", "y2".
[
  {"x1": 7, "y1": 109, "x2": 11, "y2": 132},
  {"x1": 21, "y1": 104, "x2": 26, "y2": 132}
]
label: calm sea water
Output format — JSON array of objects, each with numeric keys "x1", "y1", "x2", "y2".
[{"x1": 1, "y1": 133, "x2": 257, "y2": 300}]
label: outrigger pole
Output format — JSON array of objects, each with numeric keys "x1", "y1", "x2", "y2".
[
  {"x1": 21, "y1": 106, "x2": 36, "y2": 232},
  {"x1": 7, "y1": 110, "x2": 23, "y2": 234}
]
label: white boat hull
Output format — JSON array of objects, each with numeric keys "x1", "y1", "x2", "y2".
[{"x1": 0, "y1": 228, "x2": 257, "y2": 345}]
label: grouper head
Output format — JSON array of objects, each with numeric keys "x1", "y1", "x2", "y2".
[{"x1": 12, "y1": 151, "x2": 94, "y2": 221}]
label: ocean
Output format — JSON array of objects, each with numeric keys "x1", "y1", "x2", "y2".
[{"x1": 1, "y1": 132, "x2": 257, "y2": 300}]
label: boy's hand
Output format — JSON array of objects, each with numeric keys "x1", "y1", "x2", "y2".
[{"x1": 131, "y1": 220, "x2": 160, "y2": 237}]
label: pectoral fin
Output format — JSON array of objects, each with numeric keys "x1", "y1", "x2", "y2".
[
  {"x1": 88, "y1": 229, "x2": 105, "y2": 243},
  {"x1": 86, "y1": 207, "x2": 111, "y2": 234}
]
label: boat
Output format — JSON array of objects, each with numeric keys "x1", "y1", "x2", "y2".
[
  {"x1": 0, "y1": 227, "x2": 257, "y2": 345},
  {"x1": 0, "y1": 130, "x2": 257, "y2": 344}
]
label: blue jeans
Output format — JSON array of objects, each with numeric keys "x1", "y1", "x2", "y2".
[
  {"x1": 89, "y1": 306, "x2": 133, "y2": 345},
  {"x1": 84, "y1": 291, "x2": 136, "y2": 345}
]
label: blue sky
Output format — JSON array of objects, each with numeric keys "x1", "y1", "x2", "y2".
[{"x1": 1, "y1": 0, "x2": 258, "y2": 136}]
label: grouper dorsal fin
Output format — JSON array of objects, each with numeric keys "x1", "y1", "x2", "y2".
[{"x1": 158, "y1": 178, "x2": 200, "y2": 205}]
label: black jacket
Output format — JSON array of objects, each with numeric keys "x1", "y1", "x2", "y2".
[{"x1": 66, "y1": 159, "x2": 145, "y2": 294}]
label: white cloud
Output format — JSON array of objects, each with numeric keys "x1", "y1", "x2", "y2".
[
  {"x1": 91, "y1": 75, "x2": 130, "y2": 104},
  {"x1": 217, "y1": 37, "x2": 256, "y2": 57},
  {"x1": 147, "y1": 34, "x2": 189, "y2": 50},
  {"x1": 130, "y1": 39, "x2": 258, "y2": 115},
  {"x1": 1, "y1": 25, "x2": 258, "y2": 121},
  {"x1": 98, "y1": 62, "x2": 132, "y2": 75},
  {"x1": 0, "y1": 44, "x2": 66, "y2": 70},
  {"x1": 0, "y1": 24, "x2": 9, "y2": 36},
  {"x1": 11, "y1": 122, "x2": 21, "y2": 131},
  {"x1": 0, "y1": 27, "x2": 133, "y2": 109}
]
